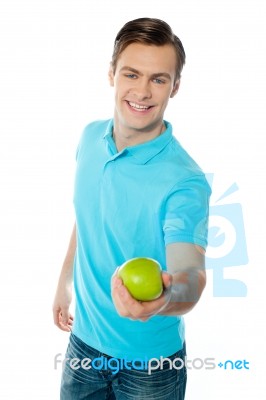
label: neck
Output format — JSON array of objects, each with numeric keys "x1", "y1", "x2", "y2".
[{"x1": 113, "y1": 121, "x2": 166, "y2": 152}]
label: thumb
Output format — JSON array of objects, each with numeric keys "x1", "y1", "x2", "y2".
[{"x1": 162, "y1": 271, "x2": 172, "y2": 288}]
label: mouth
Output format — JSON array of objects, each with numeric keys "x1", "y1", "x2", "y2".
[{"x1": 126, "y1": 101, "x2": 154, "y2": 113}]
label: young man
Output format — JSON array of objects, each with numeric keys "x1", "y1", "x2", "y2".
[{"x1": 53, "y1": 17, "x2": 211, "y2": 399}]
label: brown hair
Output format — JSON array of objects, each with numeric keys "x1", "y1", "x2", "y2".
[{"x1": 111, "y1": 18, "x2": 186, "y2": 82}]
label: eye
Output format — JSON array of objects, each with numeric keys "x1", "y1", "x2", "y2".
[
  {"x1": 153, "y1": 78, "x2": 165, "y2": 84},
  {"x1": 125, "y1": 74, "x2": 137, "y2": 79}
]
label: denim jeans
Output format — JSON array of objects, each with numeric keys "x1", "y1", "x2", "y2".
[{"x1": 60, "y1": 333, "x2": 187, "y2": 399}]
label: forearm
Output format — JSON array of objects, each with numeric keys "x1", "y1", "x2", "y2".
[
  {"x1": 53, "y1": 223, "x2": 76, "y2": 331},
  {"x1": 159, "y1": 242, "x2": 207, "y2": 316},
  {"x1": 159, "y1": 268, "x2": 206, "y2": 316},
  {"x1": 57, "y1": 223, "x2": 76, "y2": 287}
]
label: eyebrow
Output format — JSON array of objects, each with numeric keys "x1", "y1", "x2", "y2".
[{"x1": 119, "y1": 66, "x2": 171, "y2": 80}]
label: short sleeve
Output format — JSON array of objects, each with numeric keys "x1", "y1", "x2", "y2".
[{"x1": 163, "y1": 174, "x2": 211, "y2": 249}]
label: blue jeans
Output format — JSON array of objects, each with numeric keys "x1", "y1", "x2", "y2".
[{"x1": 60, "y1": 333, "x2": 187, "y2": 399}]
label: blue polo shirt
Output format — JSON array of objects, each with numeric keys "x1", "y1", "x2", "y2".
[{"x1": 72, "y1": 119, "x2": 211, "y2": 360}]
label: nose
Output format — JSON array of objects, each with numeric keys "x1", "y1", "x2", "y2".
[{"x1": 132, "y1": 79, "x2": 152, "y2": 101}]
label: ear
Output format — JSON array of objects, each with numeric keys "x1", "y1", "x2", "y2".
[
  {"x1": 108, "y1": 63, "x2": 114, "y2": 87},
  {"x1": 170, "y1": 80, "x2": 180, "y2": 98}
]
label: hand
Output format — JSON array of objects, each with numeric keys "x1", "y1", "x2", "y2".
[
  {"x1": 111, "y1": 268, "x2": 172, "y2": 322},
  {"x1": 53, "y1": 283, "x2": 74, "y2": 332}
]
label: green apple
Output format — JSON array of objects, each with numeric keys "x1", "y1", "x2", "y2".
[{"x1": 118, "y1": 257, "x2": 163, "y2": 301}]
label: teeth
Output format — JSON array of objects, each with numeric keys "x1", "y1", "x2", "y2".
[{"x1": 129, "y1": 102, "x2": 149, "y2": 110}]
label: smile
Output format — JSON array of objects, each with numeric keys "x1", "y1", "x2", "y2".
[{"x1": 127, "y1": 101, "x2": 153, "y2": 112}]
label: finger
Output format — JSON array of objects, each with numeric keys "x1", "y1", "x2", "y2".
[
  {"x1": 134, "y1": 287, "x2": 171, "y2": 318},
  {"x1": 111, "y1": 267, "x2": 120, "y2": 282},
  {"x1": 59, "y1": 312, "x2": 72, "y2": 332},
  {"x1": 116, "y1": 280, "x2": 169, "y2": 319},
  {"x1": 116, "y1": 284, "x2": 145, "y2": 319},
  {"x1": 53, "y1": 310, "x2": 70, "y2": 332},
  {"x1": 112, "y1": 274, "x2": 123, "y2": 290},
  {"x1": 56, "y1": 307, "x2": 72, "y2": 331},
  {"x1": 66, "y1": 313, "x2": 74, "y2": 327},
  {"x1": 161, "y1": 272, "x2": 172, "y2": 288},
  {"x1": 69, "y1": 314, "x2": 74, "y2": 324},
  {"x1": 60, "y1": 307, "x2": 71, "y2": 325},
  {"x1": 112, "y1": 285, "x2": 131, "y2": 318}
]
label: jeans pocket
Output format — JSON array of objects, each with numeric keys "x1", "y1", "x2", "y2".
[{"x1": 113, "y1": 344, "x2": 187, "y2": 400}]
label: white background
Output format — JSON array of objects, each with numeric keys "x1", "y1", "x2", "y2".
[{"x1": 0, "y1": 0, "x2": 265, "y2": 398}]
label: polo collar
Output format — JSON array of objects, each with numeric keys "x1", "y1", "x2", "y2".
[{"x1": 103, "y1": 119, "x2": 173, "y2": 164}]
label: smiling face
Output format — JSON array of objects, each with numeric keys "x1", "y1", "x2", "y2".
[{"x1": 108, "y1": 42, "x2": 180, "y2": 150}]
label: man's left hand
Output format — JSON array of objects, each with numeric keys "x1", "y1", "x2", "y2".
[{"x1": 111, "y1": 269, "x2": 172, "y2": 322}]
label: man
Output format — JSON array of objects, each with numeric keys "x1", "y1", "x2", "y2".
[{"x1": 53, "y1": 17, "x2": 211, "y2": 399}]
